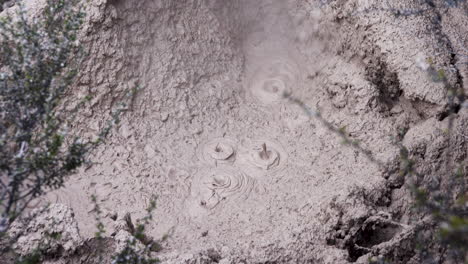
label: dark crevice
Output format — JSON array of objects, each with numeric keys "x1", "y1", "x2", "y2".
[
  {"x1": 363, "y1": 50, "x2": 402, "y2": 112},
  {"x1": 429, "y1": 4, "x2": 465, "y2": 107},
  {"x1": 438, "y1": 103, "x2": 462, "y2": 121},
  {"x1": 0, "y1": 0, "x2": 17, "y2": 12},
  {"x1": 450, "y1": 52, "x2": 465, "y2": 91},
  {"x1": 347, "y1": 222, "x2": 402, "y2": 262}
]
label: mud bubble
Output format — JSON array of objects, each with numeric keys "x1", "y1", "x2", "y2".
[
  {"x1": 190, "y1": 167, "x2": 256, "y2": 210},
  {"x1": 244, "y1": 139, "x2": 288, "y2": 172},
  {"x1": 248, "y1": 60, "x2": 300, "y2": 104},
  {"x1": 197, "y1": 137, "x2": 237, "y2": 166}
]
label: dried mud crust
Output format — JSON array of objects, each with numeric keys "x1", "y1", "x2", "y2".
[{"x1": 27, "y1": 0, "x2": 468, "y2": 263}]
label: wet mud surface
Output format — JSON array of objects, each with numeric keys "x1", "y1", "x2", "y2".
[{"x1": 9, "y1": 0, "x2": 465, "y2": 263}]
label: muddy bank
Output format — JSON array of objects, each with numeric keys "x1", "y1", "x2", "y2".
[{"x1": 5, "y1": 0, "x2": 466, "y2": 263}]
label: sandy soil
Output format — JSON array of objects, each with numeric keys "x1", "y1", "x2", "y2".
[{"x1": 6, "y1": 0, "x2": 466, "y2": 263}]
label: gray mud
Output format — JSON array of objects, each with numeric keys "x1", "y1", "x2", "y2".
[{"x1": 5, "y1": 0, "x2": 466, "y2": 263}]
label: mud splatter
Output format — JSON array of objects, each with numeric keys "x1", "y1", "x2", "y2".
[
  {"x1": 241, "y1": 138, "x2": 288, "y2": 174},
  {"x1": 189, "y1": 167, "x2": 256, "y2": 211},
  {"x1": 197, "y1": 137, "x2": 237, "y2": 166}
]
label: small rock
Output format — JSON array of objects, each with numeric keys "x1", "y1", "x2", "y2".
[{"x1": 160, "y1": 112, "x2": 169, "y2": 122}]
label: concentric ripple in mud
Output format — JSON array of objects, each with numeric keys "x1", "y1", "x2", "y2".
[
  {"x1": 197, "y1": 137, "x2": 237, "y2": 166},
  {"x1": 190, "y1": 167, "x2": 255, "y2": 210},
  {"x1": 242, "y1": 139, "x2": 288, "y2": 173},
  {"x1": 249, "y1": 60, "x2": 299, "y2": 104}
]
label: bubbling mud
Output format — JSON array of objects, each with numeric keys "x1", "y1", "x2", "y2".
[
  {"x1": 197, "y1": 137, "x2": 237, "y2": 166},
  {"x1": 248, "y1": 60, "x2": 299, "y2": 104},
  {"x1": 243, "y1": 139, "x2": 288, "y2": 173},
  {"x1": 190, "y1": 167, "x2": 256, "y2": 210},
  {"x1": 251, "y1": 142, "x2": 280, "y2": 170}
]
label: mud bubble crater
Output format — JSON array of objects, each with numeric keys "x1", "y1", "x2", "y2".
[
  {"x1": 197, "y1": 137, "x2": 237, "y2": 165},
  {"x1": 248, "y1": 60, "x2": 300, "y2": 104}
]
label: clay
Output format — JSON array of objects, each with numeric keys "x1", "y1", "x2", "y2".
[{"x1": 5, "y1": 0, "x2": 467, "y2": 263}]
